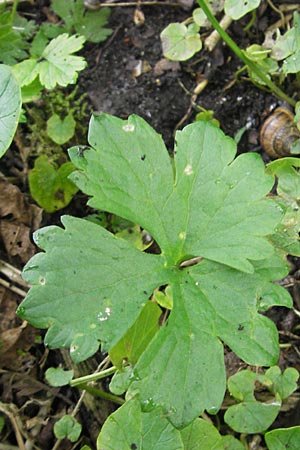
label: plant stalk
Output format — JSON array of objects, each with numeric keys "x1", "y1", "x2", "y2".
[
  {"x1": 70, "y1": 365, "x2": 117, "y2": 387},
  {"x1": 10, "y1": 0, "x2": 19, "y2": 24},
  {"x1": 79, "y1": 384, "x2": 125, "y2": 405},
  {"x1": 198, "y1": 0, "x2": 296, "y2": 107}
]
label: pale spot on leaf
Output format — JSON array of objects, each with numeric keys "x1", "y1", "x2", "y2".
[
  {"x1": 122, "y1": 124, "x2": 135, "y2": 132},
  {"x1": 184, "y1": 164, "x2": 193, "y2": 175}
]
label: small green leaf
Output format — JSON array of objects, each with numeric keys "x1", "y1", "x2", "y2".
[
  {"x1": 28, "y1": 156, "x2": 78, "y2": 213},
  {"x1": 20, "y1": 78, "x2": 43, "y2": 103},
  {"x1": 109, "y1": 301, "x2": 162, "y2": 368},
  {"x1": 265, "y1": 426, "x2": 300, "y2": 450},
  {"x1": 265, "y1": 366, "x2": 299, "y2": 400},
  {"x1": 54, "y1": 415, "x2": 82, "y2": 442},
  {"x1": 97, "y1": 397, "x2": 183, "y2": 450},
  {"x1": 224, "y1": 0, "x2": 260, "y2": 20},
  {"x1": 45, "y1": 367, "x2": 74, "y2": 386},
  {"x1": 47, "y1": 113, "x2": 76, "y2": 145},
  {"x1": 180, "y1": 418, "x2": 223, "y2": 450},
  {"x1": 271, "y1": 13, "x2": 300, "y2": 74},
  {"x1": 153, "y1": 285, "x2": 173, "y2": 309},
  {"x1": 225, "y1": 370, "x2": 281, "y2": 433},
  {"x1": 12, "y1": 59, "x2": 39, "y2": 87},
  {"x1": 116, "y1": 224, "x2": 153, "y2": 251},
  {"x1": 193, "y1": 8, "x2": 208, "y2": 27},
  {"x1": 266, "y1": 158, "x2": 300, "y2": 256},
  {"x1": 222, "y1": 435, "x2": 244, "y2": 450},
  {"x1": 51, "y1": 0, "x2": 112, "y2": 43},
  {"x1": 0, "y1": 64, "x2": 21, "y2": 158},
  {"x1": 109, "y1": 366, "x2": 133, "y2": 395},
  {"x1": 38, "y1": 34, "x2": 86, "y2": 89},
  {"x1": 0, "y1": 11, "x2": 35, "y2": 64},
  {"x1": 161, "y1": 23, "x2": 202, "y2": 61}
]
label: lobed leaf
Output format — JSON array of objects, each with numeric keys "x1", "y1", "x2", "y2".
[
  {"x1": 19, "y1": 215, "x2": 170, "y2": 361},
  {"x1": 18, "y1": 115, "x2": 291, "y2": 427},
  {"x1": 38, "y1": 33, "x2": 87, "y2": 89}
]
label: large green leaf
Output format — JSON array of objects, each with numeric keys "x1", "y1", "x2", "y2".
[
  {"x1": 97, "y1": 397, "x2": 183, "y2": 450},
  {"x1": 18, "y1": 115, "x2": 291, "y2": 428},
  {"x1": 20, "y1": 215, "x2": 170, "y2": 362},
  {"x1": 0, "y1": 64, "x2": 21, "y2": 158}
]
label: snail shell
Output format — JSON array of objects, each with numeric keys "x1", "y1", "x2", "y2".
[{"x1": 259, "y1": 107, "x2": 300, "y2": 159}]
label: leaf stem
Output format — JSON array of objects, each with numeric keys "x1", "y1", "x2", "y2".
[
  {"x1": 10, "y1": 0, "x2": 19, "y2": 24},
  {"x1": 70, "y1": 365, "x2": 117, "y2": 387},
  {"x1": 197, "y1": 0, "x2": 296, "y2": 107},
  {"x1": 78, "y1": 383, "x2": 125, "y2": 405}
]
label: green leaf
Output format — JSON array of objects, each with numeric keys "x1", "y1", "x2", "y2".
[
  {"x1": 224, "y1": 0, "x2": 260, "y2": 20},
  {"x1": 47, "y1": 112, "x2": 76, "y2": 145},
  {"x1": 19, "y1": 215, "x2": 170, "y2": 359},
  {"x1": 153, "y1": 285, "x2": 173, "y2": 309},
  {"x1": 160, "y1": 23, "x2": 202, "y2": 61},
  {"x1": 45, "y1": 367, "x2": 74, "y2": 386},
  {"x1": 0, "y1": 64, "x2": 21, "y2": 158},
  {"x1": 224, "y1": 370, "x2": 281, "y2": 433},
  {"x1": 28, "y1": 156, "x2": 78, "y2": 213},
  {"x1": 180, "y1": 418, "x2": 223, "y2": 450},
  {"x1": 0, "y1": 11, "x2": 35, "y2": 64},
  {"x1": 109, "y1": 301, "x2": 162, "y2": 368},
  {"x1": 266, "y1": 158, "x2": 300, "y2": 256},
  {"x1": 265, "y1": 426, "x2": 300, "y2": 450},
  {"x1": 222, "y1": 435, "x2": 244, "y2": 450},
  {"x1": 265, "y1": 366, "x2": 299, "y2": 400},
  {"x1": 20, "y1": 78, "x2": 43, "y2": 103},
  {"x1": 271, "y1": 13, "x2": 300, "y2": 74},
  {"x1": 38, "y1": 33, "x2": 86, "y2": 89},
  {"x1": 18, "y1": 115, "x2": 289, "y2": 428},
  {"x1": 54, "y1": 415, "x2": 82, "y2": 442},
  {"x1": 97, "y1": 397, "x2": 183, "y2": 450},
  {"x1": 109, "y1": 366, "x2": 132, "y2": 395},
  {"x1": 12, "y1": 59, "x2": 39, "y2": 87},
  {"x1": 51, "y1": 0, "x2": 112, "y2": 43}
]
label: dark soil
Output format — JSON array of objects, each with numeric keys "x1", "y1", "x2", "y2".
[{"x1": 1, "y1": 1, "x2": 300, "y2": 449}]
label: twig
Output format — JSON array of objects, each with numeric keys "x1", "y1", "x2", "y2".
[
  {"x1": 0, "y1": 402, "x2": 26, "y2": 450},
  {"x1": 0, "y1": 259, "x2": 28, "y2": 288},
  {"x1": 204, "y1": 14, "x2": 232, "y2": 52},
  {"x1": 266, "y1": 0, "x2": 285, "y2": 27},
  {"x1": 87, "y1": 0, "x2": 180, "y2": 7},
  {"x1": 96, "y1": 24, "x2": 122, "y2": 65}
]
